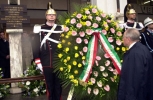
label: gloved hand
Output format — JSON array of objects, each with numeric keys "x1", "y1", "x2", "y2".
[{"x1": 35, "y1": 58, "x2": 43, "y2": 72}]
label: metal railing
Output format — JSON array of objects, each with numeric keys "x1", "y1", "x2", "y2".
[{"x1": 0, "y1": 75, "x2": 44, "y2": 84}]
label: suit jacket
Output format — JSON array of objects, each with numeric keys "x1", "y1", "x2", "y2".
[
  {"x1": 33, "y1": 24, "x2": 62, "y2": 67},
  {"x1": 141, "y1": 30, "x2": 153, "y2": 55},
  {"x1": 117, "y1": 42, "x2": 153, "y2": 100},
  {"x1": 0, "y1": 39, "x2": 10, "y2": 68}
]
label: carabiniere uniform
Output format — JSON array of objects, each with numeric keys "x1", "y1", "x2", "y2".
[
  {"x1": 33, "y1": 2, "x2": 63, "y2": 100},
  {"x1": 122, "y1": 4, "x2": 143, "y2": 32},
  {"x1": 34, "y1": 24, "x2": 62, "y2": 100},
  {"x1": 39, "y1": 24, "x2": 61, "y2": 67}
]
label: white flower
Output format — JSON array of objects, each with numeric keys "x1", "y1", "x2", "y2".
[
  {"x1": 93, "y1": 88, "x2": 99, "y2": 95},
  {"x1": 90, "y1": 78, "x2": 96, "y2": 84},
  {"x1": 110, "y1": 77, "x2": 115, "y2": 82},
  {"x1": 105, "y1": 60, "x2": 110, "y2": 66},
  {"x1": 104, "y1": 85, "x2": 110, "y2": 91},
  {"x1": 97, "y1": 81, "x2": 102, "y2": 87},
  {"x1": 26, "y1": 81, "x2": 30, "y2": 85},
  {"x1": 108, "y1": 66, "x2": 114, "y2": 72},
  {"x1": 113, "y1": 69, "x2": 118, "y2": 75},
  {"x1": 87, "y1": 87, "x2": 91, "y2": 94},
  {"x1": 102, "y1": 72, "x2": 108, "y2": 77},
  {"x1": 96, "y1": 16, "x2": 101, "y2": 21},
  {"x1": 93, "y1": 71, "x2": 98, "y2": 77},
  {"x1": 33, "y1": 88, "x2": 39, "y2": 93},
  {"x1": 85, "y1": 10, "x2": 90, "y2": 14},
  {"x1": 100, "y1": 66, "x2": 105, "y2": 71},
  {"x1": 42, "y1": 89, "x2": 46, "y2": 93}
]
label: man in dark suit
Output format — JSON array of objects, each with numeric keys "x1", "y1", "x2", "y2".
[
  {"x1": 117, "y1": 28, "x2": 153, "y2": 100},
  {"x1": 0, "y1": 31, "x2": 10, "y2": 78},
  {"x1": 141, "y1": 17, "x2": 153, "y2": 57}
]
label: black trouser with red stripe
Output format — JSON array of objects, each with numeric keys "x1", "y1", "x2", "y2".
[{"x1": 43, "y1": 67, "x2": 62, "y2": 100}]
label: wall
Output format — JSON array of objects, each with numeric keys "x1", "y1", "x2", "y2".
[{"x1": 0, "y1": 0, "x2": 88, "y2": 33}]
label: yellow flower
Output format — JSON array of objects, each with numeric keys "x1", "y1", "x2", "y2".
[
  {"x1": 74, "y1": 46, "x2": 78, "y2": 50},
  {"x1": 105, "y1": 26, "x2": 109, "y2": 31},
  {"x1": 73, "y1": 12, "x2": 77, "y2": 16},
  {"x1": 67, "y1": 56, "x2": 70, "y2": 61},
  {"x1": 69, "y1": 75, "x2": 74, "y2": 79},
  {"x1": 64, "y1": 59, "x2": 67, "y2": 63},
  {"x1": 122, "y1": 47, "x2": 126, "y2": 51},
  {"x1": 74, "y1": 70, "x2": 78, "y2": 74},
  {"x1": 60, "y1": 67, "x2": 63, "y2": 71},
  {"x1": 126, "y1": 47, "x2": 129, "y2": 50},
  {"x1": 68, "y1": 31, "x2": 72, "y2": 35},
  {"x1": 103, "y1": 21, "x2": 107, "y2": 25},
  {"x1": 65, "y1": 19, "x2": 70, "y2": 24},
  {"x1": 57, "y1": 44, "x2": 62, "y2": 48},
  {"x1": 73, "y1": 61, "x2": 77, "y2": 66},
  {"x1": 58, "y1": 54, "x2": 63, "y2": 58},
  {"x1": 82, "y1": 56, "x2": 85, "y2": 60},
  {"x1": 61, "y1": 34, "x2": 64, "y2": 37},
  {"x1": 78, "y1": 63, "x2": 82, "y2": 68},
  {"x1": 114, "y1": 75, "x2": 117, "y2": 80},
  {"x1": 68, "y1": 65, "x2": 71, "y2": 69},
  {"x1": 71, "y1": 79, "x2": 78, "y2": 86},
  {"x1": 72, "y1": 12, "x2": 77, "y2": 16},
  {"x1": 68, "y1": 42, "x2": 71, "y2": 45},
  {"x1": 82, "y1": 15, "x2": 87, "y2": 20},
  {"x1": 65, "y1": 47, "x2": 69, "y2": 52},
  {"x1": 80, "y1": 21, "x2": 86, "y2": 26},
  {"x1": 87, "y1": 81, "x2": 93, "y2": 85},
  {"x1": 62, "y1": 40, "x2": 66, "y2": 43},
  {"x1": 65, "y1": 35, "x2": 69, "y2": 38},
  {"x1": 84, "y1": 8, "x2": 89, "y2": 11},
  {"x1": 121, "y1": 60, "x2": 123, "y2": 63},
  {"x1": 75, "y1": 53, "x2": 79, "y2": 58},
  {"x1": 89, "y1": 5, "x2": 93, "y2": 8},
  {"x1": 96, "y1": 12, "x2": 99, "y2": 15},
  {"x1": 116, "y1": 47, "x2": 120, "y2": 51}
]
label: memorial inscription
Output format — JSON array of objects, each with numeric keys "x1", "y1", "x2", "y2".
[{"x1": 0, "y1": 5, "x2": 29, "y2": 29}]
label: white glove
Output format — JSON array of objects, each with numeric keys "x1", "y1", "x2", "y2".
[{"x1": 35, "y1": 58, "x2": 43, "y2": 72}]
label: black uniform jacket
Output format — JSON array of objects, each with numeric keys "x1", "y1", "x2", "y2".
[
  {"x1": 33, "y1": 24, "x2": 62, "y2": 67},
  {"x1": 117, "y1": 42, "x2": 153, "y2": 100},
  {"x1": 141, "y1": 29, "x2": 153, "y2": 54},
  {"x1": 0, "y1": 39, "x2": 10, "y2": 68},
  {"x1": 125, "y1": 22, "x2": 141, "y2": 29}
]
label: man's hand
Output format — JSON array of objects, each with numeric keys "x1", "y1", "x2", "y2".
[{"x1": 35, "y1": 58, "x2": 43, "y2": 72}]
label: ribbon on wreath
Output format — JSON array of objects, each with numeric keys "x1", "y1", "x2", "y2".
[
  {"x1": 67, "y1": 28, "x2": 121, "y2": 100},
  {"x1": 79, "y1": 28, "x2": 121, "y2": 82}
]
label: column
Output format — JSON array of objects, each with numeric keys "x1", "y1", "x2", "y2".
[
  {"x1": 6, "y1": 0, "x2": 23, "y2": 94},
  {"x1": 7, "y1": 29, "x2": 23, "y2": 94},
  {"x1": 91, "y1": 0, "x2": 127, "y2": 23},
  {"x1": 91, "y1": 0, "x2": 117, "y2": 16}
]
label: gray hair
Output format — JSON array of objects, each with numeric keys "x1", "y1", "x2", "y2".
[{"x1": 124, "y1": 28, "x2": 140, "y2": 41}]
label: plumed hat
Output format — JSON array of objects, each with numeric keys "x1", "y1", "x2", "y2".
[
  {"x1": 126, "y1": 4, "x2": 136, "y2": 16},
  {"x1": 46, "y1": 2, "x2": 56, "y2": 15}
]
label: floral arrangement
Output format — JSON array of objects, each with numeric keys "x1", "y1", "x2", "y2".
[
  {"x1": 54, "y1": 4, "x2": 127, "y2": 100},
  {"x1": 0, "y1": 68, "x2": 10, "y2": 99},
  {"x1": 18, "y1": 63, "x2": 46, "y2": 97}
]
